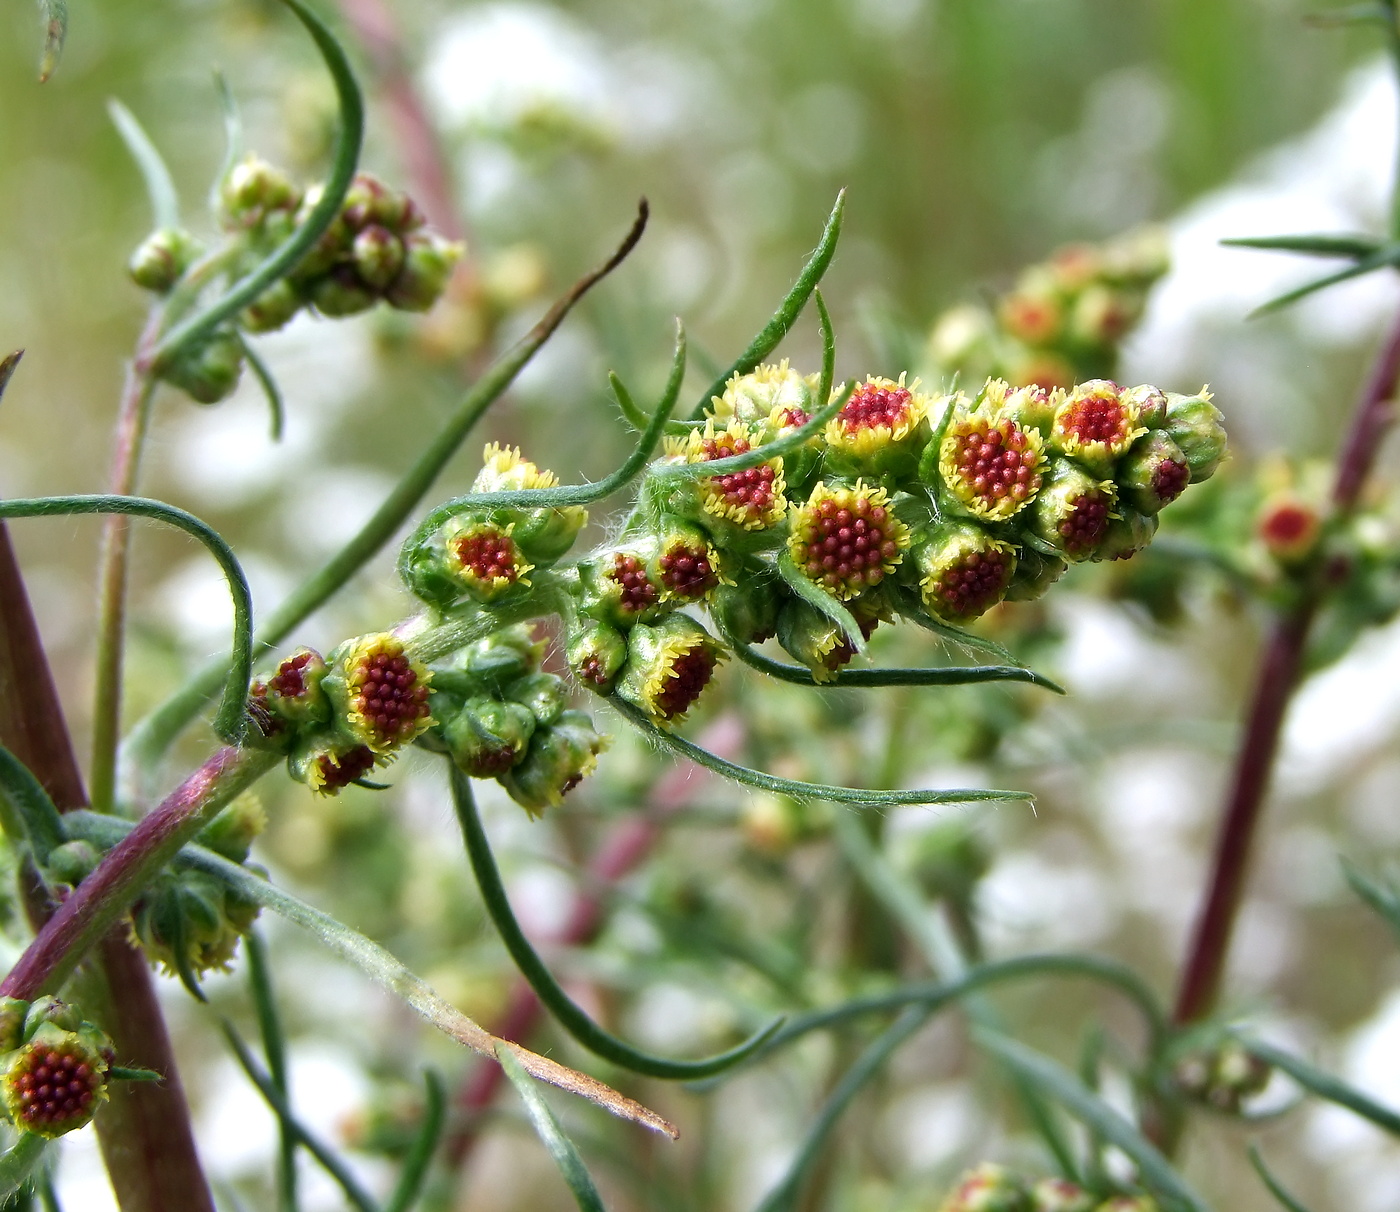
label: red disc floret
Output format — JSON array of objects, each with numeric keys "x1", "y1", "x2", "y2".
[
  {"x1": 269, "y1": 651, "x2": 313, "y2": 698},
  {"x1": 354, "y1": 652, "x2": 431, "y2": 745},
  {"x1": 1058, "y1": 491, "x2": 1112, "y2": 556},
  {"x1": 949, "y1": 419, "x2": 1040, "y2": 509},
  {"x1": 928, "y1": 550, "x2": 1014, "y2": 620},
  {"x1": 659, "y1": 543, "x2": 719, "y2": 599},
  {"x1": 1260, "y1": 502, "x2": 1316, "y2": 548},
  {"x1": 777, "y1": 406, "x2": 811, "y2": 428},
  {"x1": 10, "y1": 1046, "x2": 101, "y2": 1131},
  {"x1": 454, "y1": 529, "x2": 521, "y2": 584},
  {"x1": 1152, "y1": 458, "x2": 1190, "y2": 505},
  {"x1": 578, "y1": 654, "x2": 610, "y2": 686},
  {"x1": 795, "y1": 496, "x2": 900, "y2": 596},
  {"x1": 839, "y1": 383, "x2": 912, "y2": 433},
  {"x1": 1059, "y1": 390, "x2": 1130, "y2": 444},
  {"x1": 702, "y1": 434, "x2": 779, "y2": 517},
  {"x1": 316, "y1": 745, "x2": 376, "y2": 791},
  {"x1": 609, "y1": 553, "x2": 660, "y2": 615},
  {"x1": 654, "y1": 646, "x2": 719, "y2": 720}
]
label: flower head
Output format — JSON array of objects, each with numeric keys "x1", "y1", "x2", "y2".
[
  {"x1": 290, "y1": 737, "x2": 378, "y2": 794},
  {"x1": 473, "y1": 443, "x2": 560, "y2": 493},
  {"x1": 664, "y1": 421, "x2": 787, "y2": 531},
  {"x1": 938, "y1": 402, "x2": 1046, "y2": 521},
  {"x1": 249, "y1": 648, "x2": 331, "y2": 742},
  {"x1": 787, "y1": 480, "x2": 909, "y2": 600},
  {"x1": 1050, "y1": 380, "x2": 1145, "y2": 472},
  {"x1": 2, "y1": 1020, "x2": 112, "y2": 1138},
  {"x1": 708, "y1": 359, "x2": 818, "y2": 426},
  {"x1": 1032, "y1": 461, "x2": 1117, "y2": 562},
  {"x1": 444, "y1": 518, "x2": 533, "y2": 601},
  {"x1": 652, "y1": 524, "x2": 725, "y2": 603},
  {"x1": 443, "y1": 697, "x2": 537, "y2": 777},
  {"x1": 327, "y1": 634, "x2": 434, "y2": 755},
  {"x1": 824, "y1": 374, "x2": 931, "y2": 474},
  {"x1": 615, "y1": 615, "x2": 727, "y2": 725},
  {"x1": 500, "y1": 711, "x2": 609, "y2": 816},
  {"x1": 1118, "y1": 430, "x2": 1190, "y2": 515},
  {"x1": 1163, "y1": 388, "x2": 1228, "y2": 482},
  {"x1": 915, "y1": 523, "x2": 1018, "y2": 622},
  {"x1": 1257, "y1": 494, "x2": 1321, "y2": 565},
  {"x1": 937, "y1": 1163, "x2": 1030, "y2": 1212}
]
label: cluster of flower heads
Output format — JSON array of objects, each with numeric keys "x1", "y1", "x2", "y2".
[
  {"x1": 129, "y1": 160, "x2": 462, "y2": 404},
  {"x1": 0, "y1": 997, "x2": 114, "y2": 1139},
  {"x1": 925, "y1": 227, "x2": 1169, "y2": 391},
  {"x1": 938, "y1": 1164, "x2": 1159, "y2": 1212}
]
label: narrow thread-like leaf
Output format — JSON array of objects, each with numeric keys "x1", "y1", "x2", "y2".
[
  {"x1": 383, "y1": 1070, "x2": 446, "y2": 1212},
  {"x1": 0, "y1": 745, "x2": 67, "y2": 862},
  {"x1": 1248, "y1": 1146, "x2": 1316, "y2": 1212},
  {"x1": 37, "y1": 0, "x2": 66, "y2": 82},
  {"x1": 108, "y1": 100, "x2": 180, "y2": 232},
  {"x1": 240, "y1": 338, "x2": 286, "y2": 442},
  {"x1": 1247, "y1": 1038, "x2": 1400, "y2": 1136},
  {"x1": 1221, "y1": 233, "x2": 1383, "y2": 257},
  {"x1": 0, "y1": 1134, "x2": 48, "y2": 1203},
  {"x1": 247, "y1": 932, "x2": 298, "y2": 1212}
]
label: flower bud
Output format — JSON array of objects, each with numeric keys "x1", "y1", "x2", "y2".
[
  {"x1": 913, "y1": 522, "x2": 1017, "y2": 622},
  {"x1": 132, "y1": 865, "x2": 263, "y2": 980},
  {"x1": 128, "y1": 228, "x2": 203, "y2": 293},
  {"x1": 1031, "y1": 460, "x2": 1116, "y2": 562},
  {"x1": 937, "y1": 396, "x2": 1046, "y2": 521},
  {"x1": 1004, "y1": 546, "x2": 1067, "y2": 602},
  {"x1": 983, "y1": 378, "x2": 1056, "y2": 436},
  {"x1": 309, "y1": 265, "x2": 378, "y2": 317},
  {"x1": 1122, "y1": 383, "x2": 1168, "y2": 430},
  {"x1": 505, "y1": 672, "x2": 567, "y2": 728},
  {"x1": 197, "y1": 793, "x2": 267, "y2": 864},
  {"x1": 566, "y1": 618, "x2": 628, "y2": 691},
  {"x1": 341, "y1": 173, "x2": 419, "y2": 233},
  {"x1": 385, "y1": 232, "x2": 464, "y2": 312},
  {"x1": 937, "y1": 1163, "x2": 1030, "y2": 1212},
  {"x1": 708, "y1": 360, "x2": 818, "y2": 426},
  {"x1": 1172, "y1": 1039, "x2": 1270, "y2": 1113},
  {"x1": 353, "y1": 224, "x2": 407, "y2": 291},
  {"x1": 999, "y1": 279, "x2": 1063, "y2": 347},
  {"x1": 161, "y1": 328, "x2": 244, "y2": 404},
  {"x1": 323, "y1": 634, "x2": 434, "y2": 756},
  {"x1": 2, "y1": 1018, "x2": 112, "y2": 1138},
  {"x1": 0, "y1": 1000, "x2": 27, "y2": 1053},
  {"x1": 288, "y1": 734, "x2": 378, "y2": 794},
  {"x1": 240, "y1": 278, "x2": 304, "y2": 333},
  {"x1": 775, "y1": 599, "x2": 851, "y2": 683},
  {"x1": 444, "y1": 697, "x2": 536, "y2": 777},
  {"x1": 577, "y1": 550, "x2": 666, "y2": 628},
  {"x1": 1029, "y1": 1179, "x2": 1096, "y2": 1212},
  {"x1": 822, "y1": 374, "x2": 932, "y2": 479},
  {"x1": 1049, "y1": 380, "x2": 1145, "y2": 474},
  {"x1": 1097, "y1": 508, "x2": 1159, "y2": 561},
  {"x1": 43, "y1": 840, "x2": 102, "y2": 889},
  {"x1": 470, "y1": 444, "x2": 586, "y2": 564},
  {"x1": 500, "y1": 710, "x2": 609, "y2": 816},
  {"x1": 787, "y1": 480, "x2": 909, "y2": 600},
  {"x1": 1068, "y1": 284, "x2": 1134, "y2": 349},
  {"x1": 1163, "y1": 389, "x2": 1227, "y2": 482},
  {"x1": 661, "y1": 421, "x2": 787, "y2": 535},
  {"x1": 220, "y1": 155, "x2": 300, "y2": 228},
  {"x1": 615, "y1": 615, "x2": 726, "y2": 724},
  {"x1": 458, "y1": 624, "x2": 547, "y2": 688},
  {"x1": 712, "y1": 572, "x2": 786, "y2": 644},
  {"x1": 250, "y1": 648, "x2": 332, "y2": 737},
  {"x1": 1118, "y1": 430, "x2": 1190, "y2": 515}
]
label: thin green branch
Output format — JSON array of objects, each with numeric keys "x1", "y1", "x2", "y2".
[
  {"x1": 689, "y1": 191, "x2": 845, "y2": 418},
  {"x1": 147, "y1": 0, "x2": 365, "y2": 373},
  {"x1": 452, "y1": 769, "x2": 782, "y2": 1079},
  {"x1": 0, "y1": 496, "x2": 253, "y2": 745},
  {"x1": 220, "y1": 1022, "x2": 379, "y2": 1212},
  {"x1": 212, "y1": 71, "x2": 244, "y2": 208},
  {"x1": 609, "y1": 697, "x2": 1031, "y2": 806},
  {"x1": 107, "y1": 100, "x2": 180, "y2": 231},
  {"x1": 383, "y1": 1071, "x2": 446, "y2": 1212}
]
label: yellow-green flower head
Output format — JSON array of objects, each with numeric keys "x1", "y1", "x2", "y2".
[
  {"x1": 708, "y1": 359, "x2": 818, "y2": 426},
  {"x1": 775, "y1": 599, "x2": 850, "y2": 683},
  {"x1": 651, "y1": 522, "x2": 728, "y2": 604},
  {"x1": 328, "y1": 634, "x2": 434, "y2": 755},
  {"x1": 500, "y1": 711, "x2": 610, "y2": 817},
  {"x1": 938, "y1": 397, "x2": 1046, "y2": 522},
  {"x1": 916, "y1": 524, "x2": 1018, "y2": 622},
  {"x1": 2, "y1": 1019, "x2": 112, "y2": 1139},
  {"x1": 937, "y1": 1163, "x2": 1028, "y2": 1212},
  {"x1": 472, "y1": 443, "x2": 561, "y2": 493},
  {"x1": 824, "y1": 374, "x2": 931, "y2": 462},
  {"x1": 664, "y1": 420, "x2": 787, "y2": 530},
  {"x1": 787, "y1": 480, "x2": 909, "y2": 600},
  {"x1": 290, "y1": 736, "x2": 378, "y2": 795},
  {"x1": 980, "y1": 377, "x2": 1056, "y2": 435},
  {"x1": 443, "y1": 517, "x2": 533, "y2": 601},
  {"x1": 615, "y1": 615, "x2": 727, "y2": 726},
  {"x1": 1050, "y1": 379, "x2": 1146, "y2": 472}
]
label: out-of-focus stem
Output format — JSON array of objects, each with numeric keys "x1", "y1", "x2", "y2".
[
  {"x1": 1173, "y1": 303, "x2": 1400, "y2": 1027},
  {"x1": 91, "y1": 312, "x2": 161, "y2": 814}
]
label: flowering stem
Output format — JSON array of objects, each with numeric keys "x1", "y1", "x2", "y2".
[{"x1": 1173, "y1": 303, "x2": 1400, "y2": 1027}]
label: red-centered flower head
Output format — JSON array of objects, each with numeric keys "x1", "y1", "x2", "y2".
[
  {"x1": 2, "y1": 1023, "x2": 111, "y2": 1138},
  {"x1": 915, "y1": 524, "x2": 1018, "y2": 622},
  {"x1": 1028, "y1": 1178, "x2": 1095, "y2": 1212},
  {"x1": 1006, "y1": 349, "x2": 1076, "y2": 392},
  {"x1": 787, "y1": 480, "x2": 909, "y2": 600},
  {"x1": 937, "y1": 1163, "x2": 1029, "y2": 1212},
  {"x1": 1050, "y1": 379, "x2": 1145, "y2": 472},
  {"x1": 247, "y1": 647, "x2": 330, "y2": 746},
  {"x1": 938, "y1": 403, "x2": 1046, "y2": 522},
  {"x1": 615, "y1": 615, "x2": 727, "y2": 726},
  {"x1": 328, "y1": 634, "x2": 434, "y2": 755},
  {"x1": 665, "y1": 420, "x2": 787, "y2": 531},
  {"x1": 1118, "y1": 429, "x2": 1190, "y2": 515},
  {"x1": 608, "y1": 551, "x2": 662, "y2": 617},
  {"x1": 1257, "y1": 494, "x2": 1321, "y2": 565},
  {"x1": 1048, "y1": 242, "x2": 1102, "y2": 291},
  {"x1": 824, "y1": 374, "x2": 931, "y2": 466},
  {"x1": 444, "y1": 518, "x2": 533, "y2": 601},
  {"x1": 653, "y1": 526, "x2": 725, "y2": 603},
  {"x1": 309, "y1": 743, "x2": 378, "y2": 794},
  {"x1": 566, "y1": 619, "x2": 628, "y2": 692},
  {"x1": 707, "y1": 359, "x2": 818, "y2": 426},
  {"x1": 1069, "y1": 284, "x2": 1135, "y2": 348},
  {"x1": 1032, "y1": 461, "x2": 1118, "y2": 562}
]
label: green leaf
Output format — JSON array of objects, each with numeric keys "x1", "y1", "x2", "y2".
[
  {"x1": 609, "y1": 696, "x2": 1031, "y2": 807},
  {"x1": 1248, "y1": 1145, "x2": 1315, "y2": 1212},
  {"x1": 383, "y1": 1070, "x2": 446, "y2": 1212},
  {"x1": 108, "y1": 1065, "x2": 163, "y2": 1083},
  {"x1": 149, "y1": 0, "x2": 366, "y2": 372},
  {"x1": 0, "y1": 496, "x2": 253, "y2": 744},
  {"x1": 238, "y1": 337, "x2": 286, "y2": 442},
  {"x1": 0, "y1": 351, "x2": 22, "y2": 405},
  {"x1": 212, "y1": 71, "x2": 245, "y2": 209},
  {"x1": 1221, "y1": 233, "x2": 1383, "y2": 258},
  {"x1": 0, "y1": 1134, "x2": 48, "y2": 1203},
  {"x1": 247, "y1": 931, "x2": 298, "y2": 1212},
  {"x1": 107, "y1": 100, "x2": 180, "y2": 232},
  {"x1": 452, "y1": 769, "x2": 782, "y2": 1079},
  {"x1": 36, "y1": 0, "x2": 66, "y2": 82},
  {"x1": 495, "y1": 1044, "x2": 609, "y2": 1212},
  {"x1": 1302, "y1": 2, "x2": 1392, "y2": 27},
  {"x1": 1249, "y1": 247, "x2": 1400, "y2": 317},
  {"x1": 221, "y1": 1022, "x2": 379, "y2": 1212},
  {"x1": 973, "y1": 1030, "x2": 1213, "y2": 1212},
  {"x1": 815, "y1": 287, "x2": 835, "y2": 411},
  {"x1": 1342, "y1": 859, "x2": 1400, "y2": 942},
  {"x1": 688, "y1": 191, "x2": 845, "y2": 419},
  {"x1": 755, "y1": 1006, "x2": 930, "y2": 1212},
  {"x1": 0, "y1": 745, "x2": 67, "y2": 863},
  {"x1": 1246, "y1": 1038, "x2": 1400, "y2": 1136}
]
